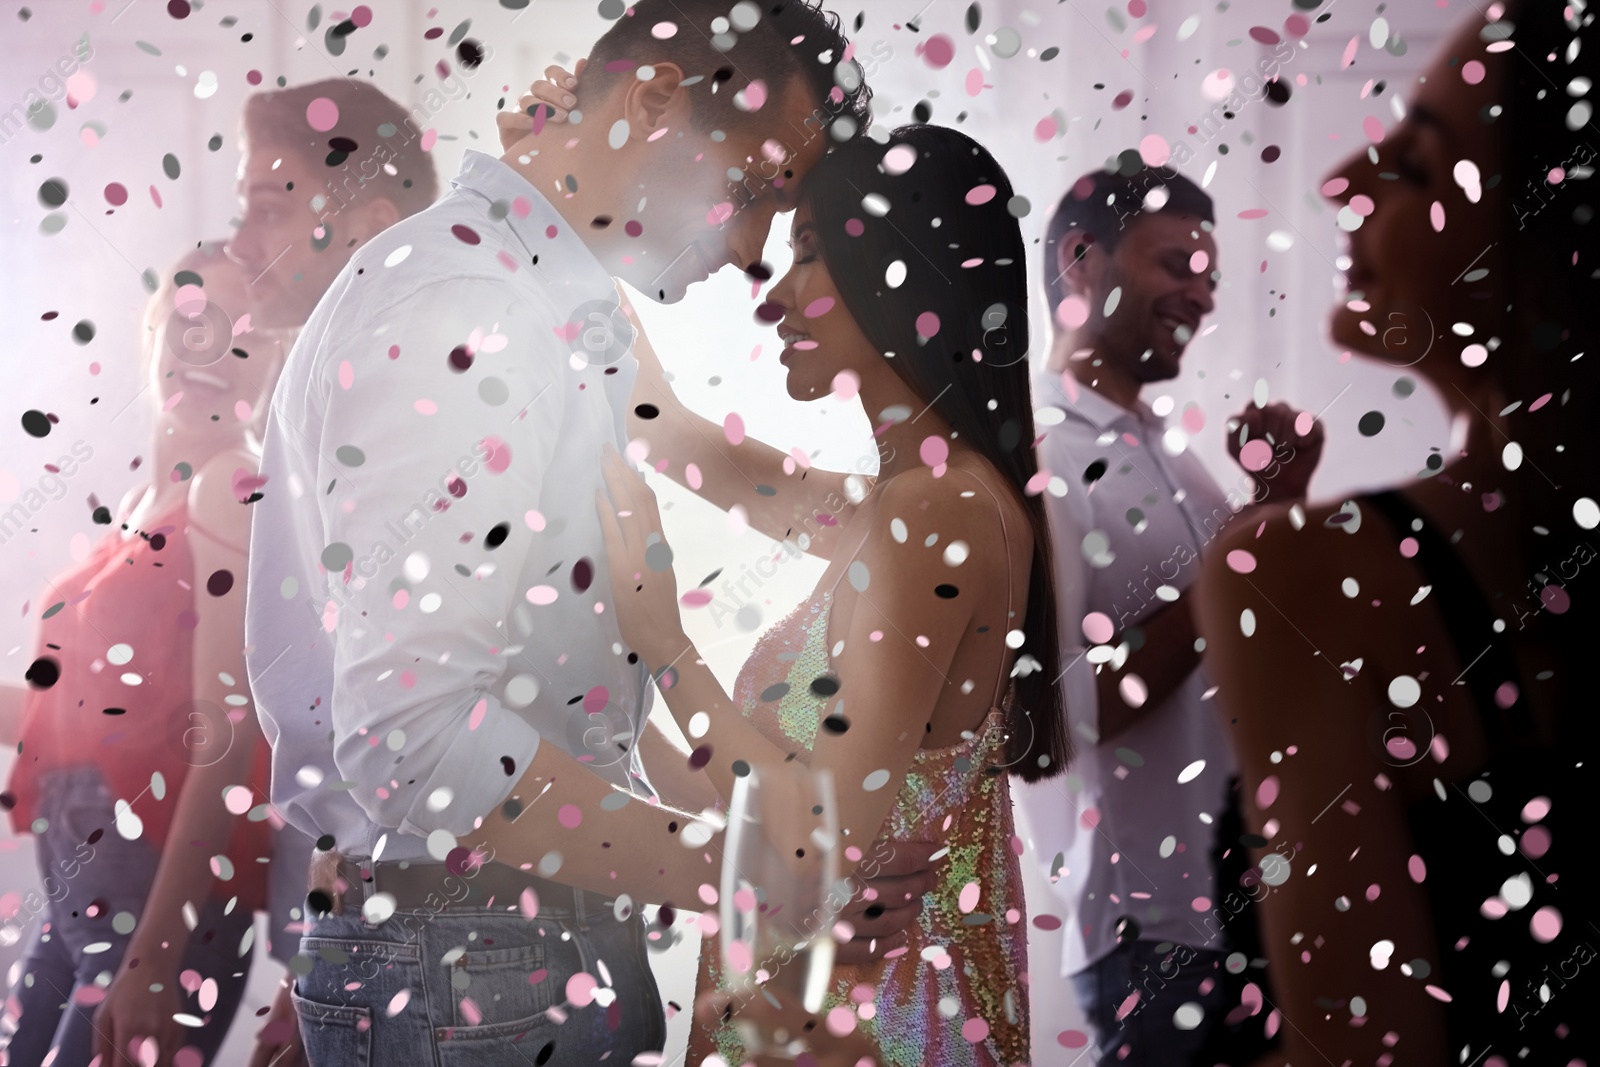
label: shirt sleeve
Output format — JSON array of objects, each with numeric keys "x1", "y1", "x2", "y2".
[
  {"x1": 1039, "y1": 436, "x2": 1103, "y2": 742},
  {"x1": 315, "y1": 274, "x2": 564, "y2": 840}
]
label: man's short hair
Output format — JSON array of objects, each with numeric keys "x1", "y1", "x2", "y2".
[
  {"x1": 1043, "y1": 165, "x2": 1213, "y2": 314},
  {"x1": 577, "y1": 0, "x2": 871, "y2": 140},
  {"x1": 242, "y1": 79, "x2": 440, "y2": 218}
]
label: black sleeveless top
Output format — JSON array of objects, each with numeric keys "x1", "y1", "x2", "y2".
[{"x1": 1364, "y1": 490, "x2": 1596, "y2": 1062}]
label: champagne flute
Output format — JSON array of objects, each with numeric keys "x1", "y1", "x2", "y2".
[{"x1": 719, "y1": 764, "x2": 844, "y2": 1057}]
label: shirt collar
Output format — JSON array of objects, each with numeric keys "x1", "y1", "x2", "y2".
[
  {"x1": 451, "y1": 149, "x2": 614, "y2": 298},
  {"x1": 1035, "y1": 368, "x2": 1163, "y2": 434}
]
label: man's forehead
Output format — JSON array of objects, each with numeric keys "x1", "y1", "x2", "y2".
[{"x1": 1130, "y1": 213, "x2": 1212, "y2": 248}]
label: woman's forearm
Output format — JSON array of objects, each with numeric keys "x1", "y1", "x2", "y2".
[{"x1": 647, "y1": 637, "x2": 795, "y2": 806}]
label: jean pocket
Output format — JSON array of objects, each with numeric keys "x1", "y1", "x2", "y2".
[
  {"x1": 291, "y1": 985, "x2": 373, "y2": 1067},
  {"x1": 446, "y1": 941, "x2": 555, "y2": 1035}
]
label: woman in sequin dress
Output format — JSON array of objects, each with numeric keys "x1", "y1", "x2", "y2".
[{"x1": 598, "y1": 126, "x2": 1071, "y2": 1067}]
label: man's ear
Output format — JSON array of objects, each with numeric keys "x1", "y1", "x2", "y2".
[
  {"x1": 1054, "y1": 227, "x2": 1101, "y2": 296},
  {"x1": 622, "y1": 62, "x2": 690, "y2": 135}
]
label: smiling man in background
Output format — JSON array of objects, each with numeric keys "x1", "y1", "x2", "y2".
[{"x1": 1016, "y1": 164, "x2": 1323, "y2": 1064}]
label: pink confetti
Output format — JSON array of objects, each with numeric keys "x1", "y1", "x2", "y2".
[
  {"x1": 1139, "y1": 134, "x2": 1170, "y2": 168},
  {"x1": 468, "y1": 698, "x2": 487, "y2": 731},
  {"x1": 738, "y1": 79, "x2": 767, "y2": 111},
  {"x1": 723, "y1": 412, "x2": 745, "y2": 445},
  {"x1": 1057, "y1": 1030, "x2": 1090, "y2": 1048},
  {"x1": 473, "y1": 435, "x2": 512, "y2": 476},
  {"x1": 1083, "y1": 612, "x2": 1114, "y2": 644},
  {"x1": 958, "y1": 882, "x2": 981, "y2": 913},
  {"x1": 527, "y1": 585, "x2": 558, "y2": 605},
  {"x1": 831, "y1": 370, "x2": 860, "y2": 400},
  {"x1": 525, "y1": 509, "x2": 546, "y2": 531},
  {"x1": 414, "y1": 399, "x2": 437, "y2": 415},
  {"x1": 1522, "y1": 796, "x2": 1552, "y2": 822},
  {"x1": 961, "y1": 1018, "x2": 990, "y2": 1043},
  {"x1": 725, "y1": 939, "x2": 753, "y2": 974},
  {"x1": 566, "y1": 972, "x2": 598, "y2": 1007},
  {"x1": 680, "y1": 588, "x2": 714, "y2": 608},
  {"x1": 558, "y1": 803, "x2": 583, "y2": 829},
  {"x1": 387, "y1": 990, "x2": 411, "y2": 1017},
  {"x1": 458, "y1": 997, "x2": 482, "y2": 1025},
  {"x1": 920, "y1": 435, "x2": 950, "y2": 470},
  {"x1": 1238, "y1": 439, "x2": 1274, "y2": 472},
  {"x1": 1462, "y1": 60, "x2": 1486, "y2": 84},
  {"x1": 231, "y1": 468, "x2": 268, "y2": 502},
  {"x1": 826, "y1": 1006, "x2": 858, "y2": 1036},
  {"x1": 1408, "y1": 854, "x2": 1427, "y2": 882},
  {"x1": 965, "y1": 68, "x2": 986, "y2": 96},
  {"x1": 1034, "y1": 116, "x2": 1059, "y2": 142},
  {"x1": 803, "y1": 296, "x2": 835, "y2": 318},
  {"x1": 519, "y1": 887, "x2": 540, "y2": 918},
  {"x1": 921, "y1": 34, "x2": 955, "y2": 69},
  {"x1": 306, "y1": 97, "x2": 340, "y2": 132},
  {"x1": 685, "y1": 463, "x2": 703, "y2": 490},
  {"x1": 915, "y1": 311, "x2": 941, "y2": 338},
  {"x1": 420, "y1": 128, "x2": 438, "y2": 152},
  {"x1": 1520, "y1": 825, "x2": 1552, "y2": 859},
  {"x1": 1256, "y1": 774, "x2": 1279, "y2": 808},
  {"x1": 1430, "y1": 201, "x2": 1446, "y2": 231},
  {"x1": 965, "y1": 183, "x2": 998, "y2": 206},
  {"x1": 1057, "y1": 294, "x2": 1089, "y2": 330},
  {"x1": 1238, "y1": 208, "x2": 1269, "y2": 220},
  {"x1": 1341, "y1": 35, "x2": 1360, "y2": 69},
  {"x1": 1114, "y1": 991, "x2": 1142, "y2": 1021},
  {"x1": 1362, "y1": 115, "x2": 1386, "y2": 144},
  {"x1": 1227, "y1": 549, "x2": 1257, "y2": 574},
  {"x1": 338, "y1": 360, "x2": 354, "y2": 389}
]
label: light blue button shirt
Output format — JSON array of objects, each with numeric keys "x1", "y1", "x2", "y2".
[{"x1": 246, "y1": 151, "x2": 648, "y2": 863}]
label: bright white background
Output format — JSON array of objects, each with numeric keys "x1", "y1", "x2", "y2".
[{"x1": 1, "y1": 0, "x2": 1460, "y2": 1062}]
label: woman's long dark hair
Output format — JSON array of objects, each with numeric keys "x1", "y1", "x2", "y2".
[{"x1": 798, "y1": 125, "x2": 1069, "y2": 782}]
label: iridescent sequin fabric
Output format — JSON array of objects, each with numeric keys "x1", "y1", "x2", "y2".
[{"x1": 691, "y1": 593, "x2": 1031, "y2": 1066}]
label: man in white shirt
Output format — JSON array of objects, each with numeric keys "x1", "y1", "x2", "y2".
[
  {"x1": 1015, "y1": 164, "x2": 1323, "y2": 1064},
  {"x1": 244, "y1": 4, "x2": 918, "y2": 1063}
]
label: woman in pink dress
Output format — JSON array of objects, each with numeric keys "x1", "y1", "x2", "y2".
[{"x1": 1, "y1": 245, "x2": 303, "y2": 1067}]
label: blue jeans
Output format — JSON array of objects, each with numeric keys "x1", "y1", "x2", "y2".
[
  {"x1": 1071, "y1": 939, "x2": 1229, "y2": 1066},
  {"x1": 292, "y1": 891, "x2": 666, "y2": 1066},
  {"x1": 0, "y1": 767, "x2": 255, "y2": 1067}
]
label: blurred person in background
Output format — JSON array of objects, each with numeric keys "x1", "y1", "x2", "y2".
[
  {"x1": 1, "y1": 245, "x2": 285, "y2": 1067},
  {"x1": 0, "y1": 77, "x2": 436, "y2": 1067},
  {"x1": 1016, "y1": 164, "x2": 1323, "y2": 1064},
  {"x1": 1198, "y1": 1, "x2": 1600, "y2": 1062}
]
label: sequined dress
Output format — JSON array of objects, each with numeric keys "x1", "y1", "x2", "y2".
[{"x1": 689, "y1": 588, "x2": 1031, "y2": 1066}]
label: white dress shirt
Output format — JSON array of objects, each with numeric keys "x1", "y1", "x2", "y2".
[
  {"x1": 246, "y1": 150, "x2": 648, "y2": 864},
  {"x1": 1015, "y1": 369, "x2": 1240, "y2": 976}
]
